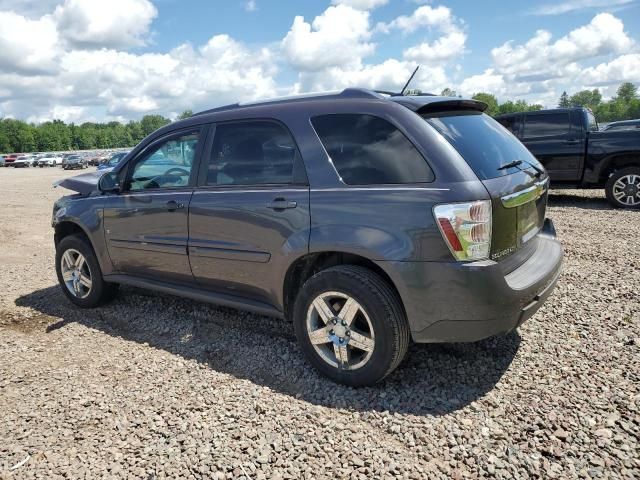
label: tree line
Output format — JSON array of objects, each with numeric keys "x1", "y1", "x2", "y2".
[
  {"x1": 441, "y1": 82, "x2": 639, "y2": 122},
  {"x1": 0, "y1": 111, "x2": 192, "y2": 154},
  {"x1": 1, "y1": 83, "x2": 638, "y2": 154}
]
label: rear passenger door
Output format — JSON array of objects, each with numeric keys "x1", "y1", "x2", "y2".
[
  {"x1": 188, "y1": 120, "x2": 310, "y2": 307},
  {"x1": 521, "y1": 112, "x2": 583, "y2": 182}
]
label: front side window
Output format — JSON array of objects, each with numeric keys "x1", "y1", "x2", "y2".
[
  {"x1": 523, "y1": 113, "x2": 570, "y2": 138},
  {"x1": 206, "y1": 121, "x2": 298, "y2": 186},
  {"x1": 311, "y1": 114, "x2": 433, "y2": 185},
  {"x1": 128, "y1": 132, "x2": 199, "y2": 191}
]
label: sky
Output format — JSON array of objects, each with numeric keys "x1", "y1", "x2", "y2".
[{"x1": 0, "y1": 0, "x2": 638, "y2": 123}]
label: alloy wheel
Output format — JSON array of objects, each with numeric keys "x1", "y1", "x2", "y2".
[
  {"x1": 306, "y1": 291, "x2": 375, "y2": 370},
  {"x1": 613, "y1": 174, "x2": 640, "y2": 206},
  {"x1": 60, "y1": 248, "x2": 92, "y2": 299}
]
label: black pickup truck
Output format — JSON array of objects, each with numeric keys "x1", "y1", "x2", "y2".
[{"x1": 496, "y1": 107, "x2": 640, "y2": 208}]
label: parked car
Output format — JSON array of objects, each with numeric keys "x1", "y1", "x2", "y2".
[
  {"x1": 496, "y1": 108, "x2": 640, "y2": 208},
  {"x1": 97, "y1": 151, "x2": 130, "y2": 171},
  {"x1": 62, "y1": 154, "x2": 88, "y2": 170},
  {"x1": 13, "y1": 155, "x2": 34, "y2": 168},
  {"x1": 601, "y1": 119, "x2": 640, "y2": 132},
  {"x1": 52, "y1": 89, "x2": 563, "y2": 386},
  {"x1": 0, "y1": 156, "x2": 5, "y2": 167},
  {"x1": 38, "y1": 154, "x2": 63, "y2": 167},
  {"x1": 4, "y1": 154, "x2": 18, "y2": 166}
]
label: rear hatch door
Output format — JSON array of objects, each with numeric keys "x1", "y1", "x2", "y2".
[{"x1": 421, "y1": 108, "x2": 548, "y2": 269}]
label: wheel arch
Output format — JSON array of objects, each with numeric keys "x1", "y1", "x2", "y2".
[
  {"x1": 282, "y1": 251, "x2": 405, "y2": 321},
  {"x1": 598, "y1": 153, "x2": 640, "y2": 184}
]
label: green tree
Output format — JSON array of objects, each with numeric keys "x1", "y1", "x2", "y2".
[
  {"x1": 440, "y1": 88, "x2": 458, "y2": 97},
  {"x1": 569, "y1": 89, "x2": 602, "y2": 110},
  {"x1": 558, "y1": 91, "x2": 570, "y2": 108},
  {"x1": 177, "y1": 110, "x2": 193, "y2": 120},
  {"x1": 140, "y1": 114, "x2": 171, "y2": 137},
  {"x1": 615, "y1": 82, "x2": 638, "y2": 103},
  {"x1": 472, "y1": 93, "x2": 499, "y2": 116}
]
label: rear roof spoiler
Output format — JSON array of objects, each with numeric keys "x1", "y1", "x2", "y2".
[{"x1": 390, "y1": 96, "x2": 488, "y2": 114}]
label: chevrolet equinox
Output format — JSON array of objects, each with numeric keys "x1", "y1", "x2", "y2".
[{"x1": 52, "y1": 89, "x2": 563, "y2": 386}]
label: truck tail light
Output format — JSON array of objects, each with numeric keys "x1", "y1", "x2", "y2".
[{"x1": 434, "y1": 200, "x2": 492, "y2": 261}]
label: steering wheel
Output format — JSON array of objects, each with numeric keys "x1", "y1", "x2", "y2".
[{"x1": 165, "y1": 167, "x2": 190, "y2": 177}]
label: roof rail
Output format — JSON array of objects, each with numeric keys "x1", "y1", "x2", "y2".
[{"x1": 192, "y1": 88, "x2": 385, "y2": 117}]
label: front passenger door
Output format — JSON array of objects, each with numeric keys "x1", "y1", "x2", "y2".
[{"x1": 103, "y1": 128, "x2": 203, "y2": 284}]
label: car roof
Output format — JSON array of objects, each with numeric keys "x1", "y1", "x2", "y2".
[{"x1": 188, "y1": 88, "x2": 487, "y2": 120}]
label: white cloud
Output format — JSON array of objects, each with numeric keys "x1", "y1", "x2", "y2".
[
  {"x1": 582, "y1": 54, "x2": 640, "y2": 86},
  {"x1": 377, "y1": 5, "x2": 458, "y2": 34},
  {"x1": 376, "y1": 5, "x2": 466, "y2": 64},
  {"x1": 491, "y1": 13, "x2": 634, "y2": 81},
  {"x1": 244, "y1": 0, "x2": 257, "y2": 12},
  {"x1": 330, "y1": 0, "x2": 388, "y2": 10},
  {"x1": 281, "y1": 5, "x2": 375, "y2": 72},
  {"x1": 53, "y1": 0, "x2": 157, "y2": 49},
  {"x1": 403, "y1": 31, "x2": 466, "y2": 63},
  {"x1": 0, "y1": 11, "x2": 59, "y2": 74},
  {"x1": 529, "y1": 0, "x2": 634, "y2": 15},
  {"x1": 458, "y1": 13, "x2": 638, "y2": 107}
]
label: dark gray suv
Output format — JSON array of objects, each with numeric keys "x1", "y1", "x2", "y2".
[{"x1": 52, "y1": 89, "x2": 563, "y2": 386}]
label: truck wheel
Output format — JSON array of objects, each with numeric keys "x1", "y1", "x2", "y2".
[
  {"x1": 292, "y1": 265, "x2": 410, "y2": 386},
  {"x1": 605, "y1": 167, "x2": 640, "y2": 209},
  {"x1": 55, "y1": 234, "x2": 119, "y2": 308}
]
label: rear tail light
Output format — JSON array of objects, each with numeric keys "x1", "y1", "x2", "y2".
[{"x1": 434, "y1": 200, "x2": 492, "y2": 261}]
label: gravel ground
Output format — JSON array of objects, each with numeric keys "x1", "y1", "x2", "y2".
[{"x1": 0, "y1": 167, "x2": 638, "y2": 479}]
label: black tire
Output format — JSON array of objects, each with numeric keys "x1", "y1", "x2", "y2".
[
  {"x1": 292, "y1": 265, "x2": 410, "y2": 387},
  {"x1": 55, "y1": 234, "x2": 119, "y2": 308},
  {"x1": 605, "y1": 166, "x2": 640, "y2": 209}
]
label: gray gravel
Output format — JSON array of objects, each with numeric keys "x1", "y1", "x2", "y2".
[{"x1": 0, "y1": 168, "x2": 639, "y2": 479}]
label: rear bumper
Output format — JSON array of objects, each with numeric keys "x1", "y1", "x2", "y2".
[{"x1": 382, "y1": 219, "x2": 563, "y2": 343}]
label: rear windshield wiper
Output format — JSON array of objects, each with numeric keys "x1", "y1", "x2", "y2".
[
  {"x1": 497, "y1": 160, "x2": 522, "y2": 170},
  {"x1": 522, "y1": 159, "x2": 544, "y2": 177}
]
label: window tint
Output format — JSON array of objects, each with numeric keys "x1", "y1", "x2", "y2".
[
  {"x1": 424, "y1": 111, "x2": 544, "y2": 180},
  {"x1": 523, "y1": 113, "x2": 570, "y2": 138},
  {"x1": 207, "y1": 121, "x2": 297, "y2": 186},
  {"x1": 497, "y1": 116, "x2": 521, "y2": 136},
  {"x1": 129, "y1": 131, "x2": 198, "y2": 191},
  {"x1": 311, "y1": 114, "x2": 433, "y2": 185}
]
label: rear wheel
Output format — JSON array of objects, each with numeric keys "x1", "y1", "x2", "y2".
[
  {"x1": 605, "y1": 167, "x2": 640, "y2": 209},
  {"x1": 292, "y1": 265, "x2": 410, "y2": 386},
  {"x1": 56, "y1": 234, "x2": 118, "y2": 308}
]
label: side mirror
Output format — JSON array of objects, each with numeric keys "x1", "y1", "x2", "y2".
[{"x1": 98, "y1": 171, "x2": 121, "y2": 193}]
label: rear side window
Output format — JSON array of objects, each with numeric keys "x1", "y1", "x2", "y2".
[
  {"x1": 523, "y1": 113, "x2": 570, "y2": 138},
  {"x1": 311, "y1": 114, "x2": 434, "y2": 185},
  {"x1": 425, "y1": 111, "x2": 542, "y2": 180},
  {"x1": 207, "y1": 121, "x2": 298, "y2": 186}
]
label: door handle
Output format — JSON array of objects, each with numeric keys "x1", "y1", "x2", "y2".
[
  {"x1": 166, "y1": 200, "x2": 185, "y2": 212},
  {"x1": 266, "y1": 198, "x2": 297, "y2": 210},
  {"x1": 564, "y1": 139, "x2": 580, "y2": 145}
]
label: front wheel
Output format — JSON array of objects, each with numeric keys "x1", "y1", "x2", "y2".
[
  {"x1": 605, "y1": 167, "x2": 640, "y2": 209},
  {"x1": 55, "y1": 234, "x2": 119, "y2": 308},
  {"x1": 292, "y1": 265, "x2": 410, "y2": 386}
]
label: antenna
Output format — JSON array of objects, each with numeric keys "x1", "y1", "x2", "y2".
[{"x1": 400, "y1": 66, "x2": 419, "y2": 96}]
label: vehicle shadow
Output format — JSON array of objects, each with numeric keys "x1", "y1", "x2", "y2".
[
  {"x1": 547, "y1": 192, "x2": 611, "y2": 211},
  {"x1": 15, "y1": 285, "x2": 521, "y2": 416}
]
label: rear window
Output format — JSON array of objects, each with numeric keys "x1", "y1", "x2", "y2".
[
  {"x1": 311, "y1": 114, "x2": 434, "y2": 185},
  {"x1": 523, "y1": 113, "x2": 570, "y2": 138},
  {"x1": 424, "y1": 111, "x2": 542, "y2": 180},
  {"x1": 496, "y1": 116, "x2": 521, "y2": 136}
]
